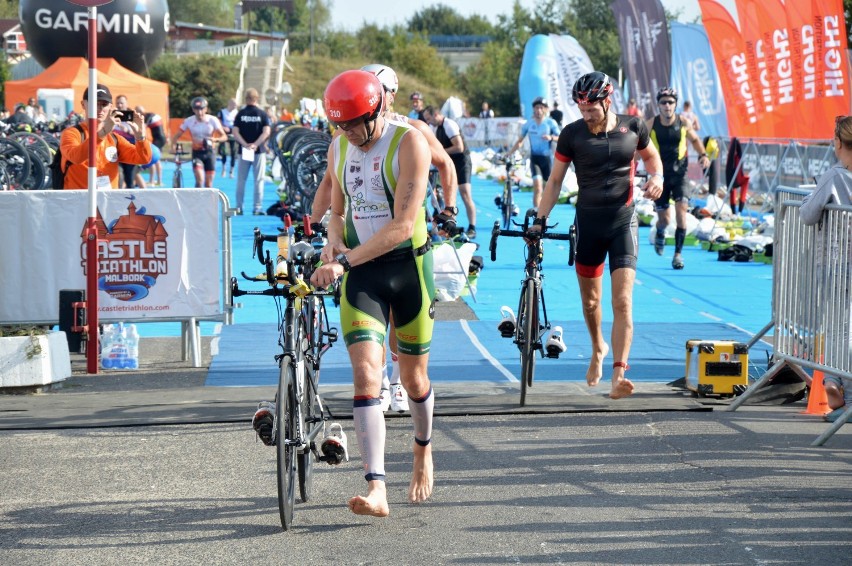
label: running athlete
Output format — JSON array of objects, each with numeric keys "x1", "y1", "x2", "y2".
[
  {"x1": 308, "y1": 64, "x2": 459, "y2": 414},
  {"x1": 505, "y1": 97, "x2": 561, "y2": 208},
  {"x1": 647, "y1": 87, "x2": 709, "y2": 269},
  {"x1": 218, "y1": 98, "x2": 238, "y2": 178},
  {"x1": 530, "y1": 72, "x2": 664, "y2": 399},
  {"x1": 169, "y1": 96, "x2": 228, "y2": 188},
  {"x1": 421, "y1": 105, "x2": 476, "y2": 238},
  {"x1": 310, "y1": 70, "x2": 435, "y2": 516}
]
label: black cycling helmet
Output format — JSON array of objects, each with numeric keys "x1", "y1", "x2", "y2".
[
  {"x1": 532, "y1": 96, "x2": 548, "y2": 108},
  {"x1": 572, "y1": 72, "x2": 614, "y2": 104},
  {"x1": 656, "y1": 87, "x2": 678, "y2": 102},
  {"x1": 191, "y1": 96, "x2": 208, "y2": 110}
]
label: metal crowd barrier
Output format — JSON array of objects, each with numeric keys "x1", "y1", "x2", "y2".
[{"x1": 729, "y1": 186, "x2": 852, "y2": 446}]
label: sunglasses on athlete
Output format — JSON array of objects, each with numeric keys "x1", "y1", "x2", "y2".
[
  {"x1": 331, "y1": 116, "x2": 365, "y2": 131},
  {"x1": 659, "y1": 99, "x2": 676, "y2": 106}
]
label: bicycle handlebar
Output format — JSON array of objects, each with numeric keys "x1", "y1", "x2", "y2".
[{"x1": 489, "y1": 220, "x2": 576, "y2": 266}]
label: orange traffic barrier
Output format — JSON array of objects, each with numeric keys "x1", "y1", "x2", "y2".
[{"x1": 801, "y1": 370, "x2": 830, "y2": 415}]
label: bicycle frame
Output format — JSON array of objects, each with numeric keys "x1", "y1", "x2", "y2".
[{"x1": 489, "y1": 215, "x2": 576, "y2": 405}]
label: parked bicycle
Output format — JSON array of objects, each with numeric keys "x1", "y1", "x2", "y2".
[
  {"x1": 489, "y1": 211, "x2": 576, "y2": 406},
  {"x1": 231, "y1": 216, "x2": 342, "y2": 531},
  {"x1": 493, "y1": 152, "x2": 524, "y2": 230}
]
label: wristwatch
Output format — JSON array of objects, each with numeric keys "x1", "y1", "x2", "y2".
[
  {"x1": 443, "y1": 206, "x2": 459, "y2": 216},
  {"x1": 334, "y1": 253, "x2": 351, "y2": 272}
]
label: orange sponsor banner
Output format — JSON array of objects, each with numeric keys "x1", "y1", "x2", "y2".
[
  {"x1": 810, "y1": 0, "x2": 850, "y2": 139},
  {"x1": 738, "y1": 0, "x2": 799, "y2": 138},
  {"x1": 699, "y1": 0, "x2": 759, "y2": 138}
]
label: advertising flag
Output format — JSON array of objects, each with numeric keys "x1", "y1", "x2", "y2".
[
  {"x1": 699, "y1": 0, "x2": 759, "y2": 138},
  {"x1": 810, "y1": 0, "x2": 850, "y2": 139},
  {"x1": 610, "y1": 0, "x2": 671, "y2": 119},
  {"x1": 669, "y1": 22, "x2": 729, "y2": 138},
  {"x1": 548, "y1": 34, "x2": 610, "y2": 124}
]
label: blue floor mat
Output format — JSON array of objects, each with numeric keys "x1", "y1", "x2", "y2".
[{"x1": 206, "y1": 320, "x2": 771, "y2": 387}]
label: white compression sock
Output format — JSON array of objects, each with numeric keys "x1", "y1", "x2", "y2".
[
  {"x1": 408, "y1": 386, "x2": 434, "y2": 446},
  {"x1": 353, "y1": 397, "x2": 386, "y2": 481}
]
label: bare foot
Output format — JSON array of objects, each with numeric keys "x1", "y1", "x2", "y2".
[
  {"x1": 609, "y1": 378, "x2": 635, "y2": 399},
  {"x1": 586, "y1": 343, "x2": 610, "y2": 387},
  {"x1": 408, "y1": 443, "x2": 434, "y2": 503},
  {"x1": 348, "y1": 481, "x2": 390, "y2": 517}
]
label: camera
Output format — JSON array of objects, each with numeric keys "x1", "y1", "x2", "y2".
[{"x1": 116, "y1": 110, "x2": 135, "y2": 122}]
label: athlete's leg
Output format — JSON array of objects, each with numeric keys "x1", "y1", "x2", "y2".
[
  {"x1": 577, "y1": 273, "x2": 609, "y2": 387},
  {"x1": 458, "y1": 182, "x2": 476, "y2": 229},
  {"x1": 674, "y1": 199, "x2": 689, "y2": 256},
  {"x1": 396, "y1": 351, "x2": 433, "y2": 503},
  {"x1": 608, "y1": 267, "x2": 636, "y2": 399},
  {"x1": 531, "y1": 177, "x2": 543, "y2": 208},
  {"x1": 348, "y1": 339, "x2": 390, "y2": 517},
  {"x1": 192, "y1": 161, "x2": 204, "y2": 188}
]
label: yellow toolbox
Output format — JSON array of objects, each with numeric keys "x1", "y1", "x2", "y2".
[{"x1": 685, "y1": 340, "x2": 749, "y2": 396}]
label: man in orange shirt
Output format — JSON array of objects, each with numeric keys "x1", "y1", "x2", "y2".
[{"x1": 60, "y1": 84, "x2": 152, "y2": 189}]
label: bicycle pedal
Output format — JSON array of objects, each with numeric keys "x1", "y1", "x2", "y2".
[
  {"x1": 497, "y1": 306, "x2": 516, "y2": 337},
  {"x1": 545, "y1": 326, "x2": 568, "y2": 358},
  {"x1": 320, "y1": 423, "x2": 349, "y2": 465}
]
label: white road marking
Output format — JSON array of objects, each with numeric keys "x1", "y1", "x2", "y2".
[{"x1": 459, "y1": 319, "x2": 519, "y2": 383}]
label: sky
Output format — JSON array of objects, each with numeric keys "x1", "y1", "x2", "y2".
[{"x1": 328, "y1": 0, "x2": 740, "y2": 33}]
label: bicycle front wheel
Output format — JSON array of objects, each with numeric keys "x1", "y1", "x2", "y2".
[
  {"x1": 276, "y1": 356, "x2": 298, "y2": 531},
  {"x1": 172, "y1": 168, "x2": 182, "y2": 189},
  {"x1": 297, "y1": 319, "x2": 317, "y2": 503},
  {"x1": 502, "y1": 182, "x2": 512, "y2": 230},
  {"x1": 518, "y1": 278, "x2": 539, "y2": 406}
]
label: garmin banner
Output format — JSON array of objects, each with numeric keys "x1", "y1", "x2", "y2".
[
  {"x1": 610, "y1": 0, "x2": 671, "y2": 119},
  {"x1": 0, "y1": 190, "x2": 224, "y2": 325},
  {"x1": 669, "y1": 22, "x2": 728, "y2": 138}
]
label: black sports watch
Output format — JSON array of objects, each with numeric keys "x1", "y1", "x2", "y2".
[
  {"x1": 443, "y1": 206, "x2": 459, "y2": 216},
  {"x1": 334, "y1": 253, "x2": 351, "y2": 272}
]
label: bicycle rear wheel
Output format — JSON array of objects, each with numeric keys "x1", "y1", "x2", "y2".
[
  {"x1": 518, "y1": 278, "x2": 538, "y2": 406},
  {"x1": 276, "y1": 356, "x2": 298, "y2": 530}
]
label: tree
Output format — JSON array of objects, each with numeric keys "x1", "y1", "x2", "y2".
[
  {"x1": 169, "y1": 0, "x2": 232, "y2": 27},
  {"x1": 461, "y1": 41, "x2": 522, "y2": 117},
  {"x1": 407, "y1": 5, "x2": 494, "y2": 36},
  {"x1": 149, "y1": 54, "x2": 240, "y2": 118},
  {"x1": 563, "y1": 0, "x2": 621, "y2": 78}
]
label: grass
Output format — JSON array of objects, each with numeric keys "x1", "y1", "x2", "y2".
[{"x1": 282, "y1": 53, "x2": 456, "y2": 114}]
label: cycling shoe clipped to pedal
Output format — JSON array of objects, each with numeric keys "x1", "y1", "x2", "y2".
[
  {"x1": 320, "y1": 423, "x2": 349, "y2": 465},
  {"x1": 497, "y1": 306, "x2": 516, "y2": 337},
  {"x1": 545, "y1": 326, "x2": 568, "y2": 358}
]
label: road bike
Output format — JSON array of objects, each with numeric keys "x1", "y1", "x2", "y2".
[
  {"x1": 231, "y1": 216, "x2": 341, "y2": 531},
  {"x1": 489, "y1": 211, "x2": 576, "y2": 406},
  {"x1": 171, "y1": 143, "x2": 185, "y2": 188},
  {"x1": 494, "y1": 153, "x2": 524, "y2": 230}
]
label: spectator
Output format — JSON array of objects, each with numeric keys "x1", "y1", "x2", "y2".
[
  {"x1": 136, "y1": 105, "x2": 166, "y2": 186},
  {"x1": 6, "y1": 104, "x2": 35, "y2": 130},
  {"x1": 409, "y1": 91, "x2": 425, "y2": 121},
  {"x1": 232, "y1": 88, "x2": 272, "y2": 216},
  {"x1": 800, "y1": 115, "x2": 852, "y2": 424},
  {"x1": 680, "y1": 100, "x2": 700, "y2": 132},
  {"x1": 479, "y1": 101, "x2": 494, "y2": 119},
  {"x1": 217, "y1": 98, "x2": 238, "y2": 178},
  {"x1": 725, "y1": 137, "x2": 750, "y2": 215},
  {"x1": 549, "y1": 101, "x2": 564, "y2": 128},
  {"x1": 60, "y1": 84, "x2": 151, "y2": 189},
  {"x1": 626, "y1": 98, "x2": 642, "y2": 118}
]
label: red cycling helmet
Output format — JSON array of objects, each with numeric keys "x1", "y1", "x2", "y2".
[
  {"x1": 324, "y1": 70, "x2": 384, "y2": 125},
  {"x1": 572, "y1": 72, "x2": 614, "y2": 104}
]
